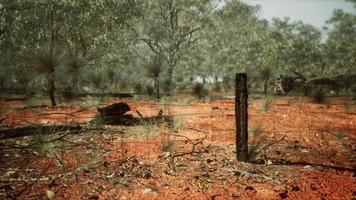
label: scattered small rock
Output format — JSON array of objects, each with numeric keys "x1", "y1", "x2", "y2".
[
  {"x1": 245, "y1": 186, "x2": 255, "y2": 191},
  {"x1": 292, "y1": 186, "x2": 300, "y2": 192},
  {"x1": 310, "y1": 184, "x2": 318, "y2": 191},
  {"x1": 88, "y1": 195, "x2": 99, "y2": 200},
  {"x1": 231, "y1": 192, "x2": 240, "y2": 198},
  {"x1": 103, "y1": 161, "x2": 110, "y2": 168},
  {"x1": 233, "y1": 171, "x2": 241, "y2": 176},
  {"x1": 301, "y1": 149, "x2": 309, "y2": 153},
  {"x1": 279, "y1": 190, "x2": 288, "y2": 199},
  {"x1": 46, "y1": 190, "x2": 55, "y2": 200},
  {"x1": 119, "y1": 195, "x2": 128, "y2": 200},
  {"x1": 266, "y1": 160, "x2": 273, "y2": 165},
  {"x1": 143, "y1": 188, "x2": 158, "y2": 195}
]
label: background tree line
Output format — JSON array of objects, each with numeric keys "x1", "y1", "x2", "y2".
[{"x1": 0, "y1": 0, "x2": 355, "y2": 105}]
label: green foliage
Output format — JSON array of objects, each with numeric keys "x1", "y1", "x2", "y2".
[
  {"x1": 0, "y1": 0, "x2": 354, "y2": 97},
  {"x1": 24, "y1": 48, "x2": 61, "y2": 74},
  {"x1": 213, "y1": 83, "x2": 221, "y2": 92},
  {"x1": 147, "y1": 56, "x2": 162, "y2": 79},
  {"x1": 145, "y1": 85, "x2": 154, "y2": 96},
  {"x1": 162, "y1": 79, "x2": 173, "y2": 93},
  {"x1": 61, "y1": 85, "x2": 74, "y2": 100},
  {"x1": 192, "y1": 83, "x2": 208, "y2": 99},
  {"x1": 222, "y1": 75, "x2": 232, "y2": 91},
  {"x1": 134, "y1": 83, "x2": 143, "y2": 94}
]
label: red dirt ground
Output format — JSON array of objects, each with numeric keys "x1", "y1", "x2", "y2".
[{"x1": 0, "y1": 96, "x2": 355, "y2": 199}]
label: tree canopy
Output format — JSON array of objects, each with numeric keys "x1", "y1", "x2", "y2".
[{"x1": 0, "y1": 0, "x2": 355, "y2": 99}]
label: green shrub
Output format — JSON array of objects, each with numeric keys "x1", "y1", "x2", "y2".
[
  {"x1": 162, "y1": 79, "x2": 173, "y2": 93},
  {"x1": 134, "y1": 83, "x2": 143, "y2": 94},
  {"x1": 313, "y1": 87, "x2": 327, "y2": 104},
  {"x1": 61, "y1": 85, "x2": 74, "y2": 100},
  {"x1": 213, "y1": 83, "x2": 221, "y2": 92},
  {"x1": 28, "y1": 124, "x2": 62, "y2": 156},
  {"x1": 146, "y1": 85, "x2": 154, "y2": 96},
  {"x1": 192, "y1": 83, "x2": 208, "y2": 99}
]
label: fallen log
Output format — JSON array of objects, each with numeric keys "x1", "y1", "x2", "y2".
[
  {"x1": 98, "y1": 102, "x2": 131, "y2": 117},
  {"x1": 0, "y1": 124, "x2": 82, "y2": 139},
  {"x1": 95, "y1": 102, "x2": 170, "y2": 126}
]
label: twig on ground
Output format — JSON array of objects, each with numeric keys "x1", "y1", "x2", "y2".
[
  {"x1": 171, "y1": 133, "x2": 207, "y2": 158},
  {"x1": 13, "y1": 162, "x2": 51, "y2": 198},
  {"x1": 0, "y1": 142, "x2": 40, "y2": 156},
  {"x1": 222, "y1": 167, "x2": 282, "y2": 184}
]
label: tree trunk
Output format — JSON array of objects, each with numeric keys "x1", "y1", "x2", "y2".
[
  {"x1": 263, "y1": 77, "x2": 269, "y2": 94},
  {"x1": 48, "y1": 72, "x2": 56, "y2": 106},
  {"x1": 48, "y1": 1, "x2": 56, "y2": 106},
  {"x1": 155, "y1": 78, "x2": 160, "y2": 99},
  {"x1": 166, "y1": 62, "x2": 176, "y2": 90}
]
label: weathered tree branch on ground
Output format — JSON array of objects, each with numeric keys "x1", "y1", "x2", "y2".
[
  {"x1": 171, "y1": 133, "x2": 207, "y2": 158},
  {"x1": 0, "y1": 124, "x2": 81, "y2": 139}
]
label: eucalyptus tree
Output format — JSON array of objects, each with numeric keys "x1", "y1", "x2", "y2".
[
  {"x1": 324, "y1": 9, "x2": 356, "y2": 75},
  {"x1": 209, "y1": 0, "x2": 261, "y2": 73},
  {"x1": 270, "y1": 18, "x2": 325, "y2": 77},
  {"x1": 0, "y1": 0, "x2": 140, "y2": 104},
  {"x1": 195, "y1": 0, "x2": 271, "y2": 90},
  {"x1": 129, "y1": 0, "x2": 220, "y2": 90}
]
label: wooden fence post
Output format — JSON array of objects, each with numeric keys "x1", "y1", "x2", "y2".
[{"x1": 235, "y1": 73, "x2": 248, "y2": 161}]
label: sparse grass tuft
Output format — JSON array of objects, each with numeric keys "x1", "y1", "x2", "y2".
[
  {"x1": 343, "y1": 99, "x2": 355, "y2": 113},
  {"x1": 90, "y1": 114, "x2": 106, "y2": 127},
  {"x1": 161, "y1": 133, "x2": 175, "y2": 153},
  {"x1": 135, "y1": 118, "x2": 158, "y2": 138},
  {"x1": 247, "y1": 124, "x2": 264, "y2": 162},
  {"x1": 250, "y1": 124, "x2": 262, "y2": 141},
  {"x1": 260, "y1": 95, "x2": 274, "y2": 112},
  {"x1": 28, "y1": 124, "x2": 62, "y2": 156},
  {"x1": 169, "y1": 116, "x2": 185, "y2": 133}
]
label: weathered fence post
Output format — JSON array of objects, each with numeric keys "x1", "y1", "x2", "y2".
[{"x1": 235, "y1": 73, "x2": 248, "y2": 161}]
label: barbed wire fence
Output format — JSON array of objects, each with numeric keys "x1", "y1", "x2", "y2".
[{"x1": 0, "y1": 85, "x2": 355, "y2": 162}]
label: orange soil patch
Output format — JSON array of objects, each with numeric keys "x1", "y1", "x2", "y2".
[{"x1": 0, "y1": 96, "x2": 355, "y2": 199}]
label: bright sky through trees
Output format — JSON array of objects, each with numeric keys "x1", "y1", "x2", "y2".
[{"x1": 241, "y1": 0, "x2": 355, "y2": 29}]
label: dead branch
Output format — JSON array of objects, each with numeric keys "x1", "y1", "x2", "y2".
[
  {"x1": 186, "y1": 127, "x2": 210, "y2": 134},
  {"x1": 136, "y1": 110, "x2": 144, "y2": 118},
  {"x1": 171, "y1": 133, "x2": 207, "y2": 158},
  {"x1": 0, "y1": 143, "x2": 40, "y2": 156},
  {"x1": 270, "y1": 160, "x2": 355, "y2": 172},
  {"x1": 222, "y1": 167, "x2": 282, "y2": 184},
  {"x1": 14, "y1": 162, "x2": 51, "y2": 198},
  {"x1": 0, "y1": 124, "x2": 81, "y2": 139}
]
